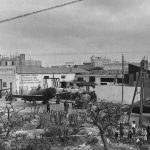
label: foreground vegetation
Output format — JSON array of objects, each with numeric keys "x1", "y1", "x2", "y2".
[{"x1": 0, "y1": 101, "x2": 149, "y2": 150}]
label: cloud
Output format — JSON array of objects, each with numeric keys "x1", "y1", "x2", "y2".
[{"x1": 0, "y1": 0, "x2": 150, "y2": 65}]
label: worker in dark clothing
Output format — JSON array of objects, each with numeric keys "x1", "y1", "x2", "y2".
[
  {"x1": 147, "y1": 124, "x2": 150, "y2": 141},
  {"x1": 47, "y1": 102, "x2": 50, "y2": 113},
  {"x1": 0, "y1": 91, "x2": 2, "y2": 98},
  {"x1": 91, "y1": 91, "x2": 97, "y2": 103},
  {"x1": 56, "y1": 96, "x2": 60, "y2": 104},
  {"x1": 37, "y1": 85, "x2": 41, "y2": 91},
  {"x1": 64, "y1": 101, "x2": 69, "y2": 114},
  {"x1": 128, "y1": 127, "x2": 133, "y2": 143},
  {"x1": 119, "y1": 123, "x2": 124, "y2": 141}
]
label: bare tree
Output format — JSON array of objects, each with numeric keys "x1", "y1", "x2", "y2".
[
  {"x1": 0, "y1": 103, "x2": 25, "y2": 137},
  {"x1": 87, "y1": 102, "x2": 123, "y2": 150}
]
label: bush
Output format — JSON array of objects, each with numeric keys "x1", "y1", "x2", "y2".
[{"x1": 87, "y1": 136, "x2": 98, "y2": 145}]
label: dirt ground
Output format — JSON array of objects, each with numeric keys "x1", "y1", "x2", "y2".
[
  {"x1": 0, "y1": 96, "x2": 150, "y2": 150},
  {"x1": 0, "y1": 96, "x2": 149, "y2": 125}
]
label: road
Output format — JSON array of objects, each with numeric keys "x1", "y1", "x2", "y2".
[
  {"x1": 0, "y1": 96, "x2": 80, "y2": 114},
  {"x1": 0, "y1": 96, "x2": 150, "y2": 126}
]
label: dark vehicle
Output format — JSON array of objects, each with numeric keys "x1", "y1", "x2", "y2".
[
  {"x1": 132, "y1": 100, "x2": 150, "y2": 113},
  {"x1": 12, "y1": 87, "x2": 64, "y2": 104},
  {"x1": 72, "y1": 92, "x2": 91, "y2": 109}
]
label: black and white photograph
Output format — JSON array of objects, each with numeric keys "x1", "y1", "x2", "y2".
[{"x1": 0, "y1": 0, "x2": 150, "y2": 149}]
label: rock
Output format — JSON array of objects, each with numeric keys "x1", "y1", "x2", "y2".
[{"x1": 77, "y1": 129, "x2": 87, "y2": 136}]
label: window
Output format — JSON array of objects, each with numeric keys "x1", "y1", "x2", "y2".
[
  {"x1": 12, "y1": 61, "x2": 14, "y2": 66},
  {"x1": 117, "y1": 78, "x2": 123, "y2": 84},
  {"x1": 77, "y1": 77, "x2": 83, "y2": 81},
  {"x1": 61, "y1": 82, "x2": 67, "y2": 88},
  {"x1": 89, "y1": 76, "x2": 95, "y2": 82},
  {"x1": 5, "y1": 61, "x2": 7, "y2": 66},
  {"x1": 0, "y1": 61, "x2": 1, "y2": 66},
  {"x1": 3, "y1": 82, "x2": 7, "y2": 87},
  {"x1": 44, "y1": 76, "x2": 49, "y2": 79},
  {"x1": 101, "y1": 78, "x2": 114, "y2": 82},
  {"x1": 101, "y1": 83, "x2": 107, "y2": 85},
  {"x1": 61, "y1": 75, "x2": 66, "y2": 79}
]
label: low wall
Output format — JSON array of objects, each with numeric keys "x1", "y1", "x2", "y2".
[{"x1": 95, "y1": 85, "x2": 140, "y2": 104}]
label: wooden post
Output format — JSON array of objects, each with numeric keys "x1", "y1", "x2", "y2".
[
  {"x1": 127, "y1": 73, "x2": 140, "y2": 123},
  {"x1": 139, "y1": 78, "x2": 143, "y2": 126},
  {"x1": 139, "y1": 60, "x2": 145, "y2": 126},
  {"x1": 121, "y1": 55, "x2": 124, "y2": 105}
]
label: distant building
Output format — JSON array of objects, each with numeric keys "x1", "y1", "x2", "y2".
[
  {"x1": 0, "y1": 53, "x2": 42, "y2": 93},
  {"x1": 76, "y1": 74, "x2": 123, "y2": 86},
  {"x1": 0, "y1": 66, "x2": 16, "y2": 92},
  {"x1": 66, "y1": 62, "x2": 74, "y2": 68},
  {"x1": 16, "y1": 66, "x2": 88, "y2": 94},
  {"x1": 128, "y1": 60, "x2": 150, "y2": 86},
  {"x1": 0, "y1": 54, "x2": 42, "y2": 67},
  {"x1": 91, "y1": 56, "x2": 111, "y2": 67}
]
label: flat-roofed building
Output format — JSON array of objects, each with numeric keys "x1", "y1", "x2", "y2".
[{"x1": 16, "y1": 66, "x2": 88, "y2": 94}]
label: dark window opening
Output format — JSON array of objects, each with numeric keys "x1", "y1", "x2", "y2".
[
  {"x1": 61, "y1": 75, "x2": 66, "y2": 79},
  {"x1": 44, "y1": 76, "x2": 49, "y2": 79},
  {"x1": 61, "y1": 82, "x2": 67, "y2": 88},
  {"x1": 77, "y1": 77, "x2": 83, "y2": 81},
  {"x1": 12, "y1": 61, "x2": 14, "y2": 66},
  {"x1": 70, "y1": 82, "x2": 73, "y2": 86},
  {"x1": 3, "y1": 82, "x2": 7, "y2": 87},
  {"x1": 101, "y1": 78, "x2": 114, "y2": 82},
  {"x1": 117, "y1": 78, "x2": 123, "y2": 83},
  {"x1": 5, "y1": 61, "x2": 7, "y2": 66},
  {"x1": 101, "y1": 83, "x2": 107, "y2": 85},
  {"x1": 89, "y1": 76, "x2": 95, "y2": 82}
]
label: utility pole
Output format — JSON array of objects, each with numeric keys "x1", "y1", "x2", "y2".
[
  {"x1": 53, "y1": 73, "x2": 55, "y2": 88},
  {"x1": 139, "y1": 59, "x2": 146, "y2": 126},
  {"x1": 121, "y1": 55, "x2": 124, "y2": 105},
  {"x1": 128, "y1": 58, "x2": 147, "y2": 125},
  {"x1": 20, "y1": 56, "x2": 23, "y2": 94},
  {"x1": 127, "y1": 73, "x2": 140, "y2": 123}
]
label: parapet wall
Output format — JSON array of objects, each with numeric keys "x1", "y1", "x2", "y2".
[{"x1": 95, "y1": 85, "x2": 140, "y2": 104}]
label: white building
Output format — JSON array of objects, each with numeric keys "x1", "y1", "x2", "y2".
[
  {"x1": 0, "y1": 53, "x2": 42, "y2": 93},
  {"x1": 16, "y1": 66, "x2": 88, "y2": 94},
  {"x1": 76, "y1": 74, "x2": 123, "y2": 86},
  {"x1": 0, "y1": 66, "x2": 16, "y2": 92}
]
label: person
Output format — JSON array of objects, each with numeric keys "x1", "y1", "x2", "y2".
[
  {"x1": 128, "y1": 127, "x2": 133, "y2": 143},
  {"x1": 37, "y1": 85, "x2": 41, "y2": 91},
  {"x1": 119, "y1": 123, "x2": 124, "y2": 141},
  {"x1": 143, "y1": 128, "x2": 147, "y2": 143},
  {"x1": 90, "y1": 91, "x2": 97, "y2": 103},
  {"x1": 0, "y1": 91, "x2": 2, "y2": 98},
  {"x1": 56, "y1": 96, "x2": 60, "y2": 104},
  {"x1": 64, "y1": 101, "x2": 67, "y2": 110},
  {"x1": 146, "y1": 124, "x2": 150, "y2": 141},
  {"x1": 131, "y1": 121, "x2": 136, "y2": 135},
  {"x1": 114, "y1": 128, "x2": 119, "y2": 143},
  {"x1": 107, "y1": 126, "x2": 113, "y2": 138},
  {"x1": 64, "y1": 101, "x2": 69, "y2": 114},
  {"x1": 46, "y1": 102, "x2": 50, "y2": 113},
  {"x1": 5, "y1": 90, "x2": 9, "y2": 101}
]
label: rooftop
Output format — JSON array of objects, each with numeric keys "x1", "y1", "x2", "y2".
[
  {"x1": 129, "y1": 62, "x2": 150, "y2": 70},
  {"x1": 16, "y1": 66, "x2": 88, "y2": 74}
]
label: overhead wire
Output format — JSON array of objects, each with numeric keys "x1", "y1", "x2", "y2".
[{"x1": 0, "y1": 0, "x2": 83, "y2": 24}]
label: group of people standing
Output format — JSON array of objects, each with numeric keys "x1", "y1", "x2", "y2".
[{"x1": 107, "y1": 121, "x2": 150, "y2": 144}]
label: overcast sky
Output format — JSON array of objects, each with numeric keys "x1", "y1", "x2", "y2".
[{"x1": 0, "y1": 0, "x2": 150, "y2": 66}]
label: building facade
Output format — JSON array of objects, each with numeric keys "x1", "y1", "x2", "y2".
[
  {"x1": 16, "y1": 66, "x2": 87, "y2": 94},
  {"x1": 0, "y1": 66, "x2": 16, "y2": 92}
]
